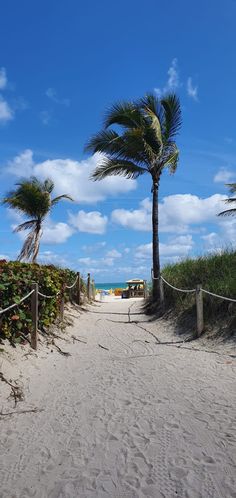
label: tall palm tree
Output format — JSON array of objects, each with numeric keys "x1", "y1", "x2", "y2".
[
  {"x1": 3, "y1": 177, "x2": 73, "y2": 263},
  {"x1": 218, "y1": 183, "x2": 236, "y2": 217},
  {"x1": 85, "y1": 93, "x2": 181, "y2": 302}
]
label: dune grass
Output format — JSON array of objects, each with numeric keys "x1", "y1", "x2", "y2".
[{"x1": 161, "y1": 249, "x2": 236, "y2": 323}]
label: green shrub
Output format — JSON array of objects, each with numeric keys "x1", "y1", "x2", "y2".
[
  {"x1": 0, "y1": 260, "x2": 85, "y2": 343},
  {"x1": 162, "y1": 249, "x2": 236, "y2": 322}
]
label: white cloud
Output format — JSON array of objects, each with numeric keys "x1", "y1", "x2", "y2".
[
  {"x1": 201, "y1": 219, "x2": 236, "y2": 251},
  {"x1": 46, "y1": 87, "x2": 70, "y2": 107},
  {"x1": 6, "y1": 207, "x2": 23, "y2": 224},
  {"x1": 111, "y1": 194, "x2": 226, "y2": 234},
  {"x1": 135, "y1": 235, "x2": 194, "y2": 262},
  {"x1": 154, "y1": 60, "x2": 199, "y2": 102},
  {"x1": 201, "y1": 232, "x2": 219, "y2": 246},
  {"x1": 218, "y1": 218, "x2": 236, "y2": 245},
  {"x1": 69, "y1": 210, "x2": 108, "y2": 234},
  {"x1": 214, "y1": 168, "x2": 235, "y2": 183},
  {"x1": 78, "y1": 256, "x2": 115, "y2": 270},
  {"x1": 0, "y1": 95, "x2": 14, "y2": 123},
  {"x1": 201, "y1": 232, "x2": 223, "y2": 253},
  {"x1": 0, "y1": 254, "x2": 9, "y2": 261},
  {"x1": 101, "y1": 257, "x2": 114, "y2": 266},
  {"x1": 38, "y1": 250, "x2": 71, "y2": 268},
  {"x1": 135, "y1": 242, "x2": 152, "y2": 259},
  {"x1": 82, "y1": 241, "x2": 106, "y2": 253},
  {"x1": 40, "y1": 110, "x2": 51, "y2": 125},
  {"x1": 78, "y1": 257, "x2": 96, "y2": 266},
  {"x1": 8, "y1": 149, "x2": 34, "y2": 176},
  {"x1": 187, "y1": 77, "x2": 198, "y2": 101},
  {"x1": 7, "y1": 150, "x2": 137, "y2": 203},
  {"x1": 9, "y1": 209, "x2": 74, "y2": 245},
  {"x1": 106, "y1": 249, "x2": 121, "y2": 258},
  {"x1": 0, "y1": 68, "x2": 14, "y2": 123},
  {"x1": 0, "y1": 67, "x2": 7, "y2": 89},
  {"x1": 154, "y1": 58, "x2": 180, "y2": 97},
  {"x1": 167, "y1": 58, "x2": 179, "y2": 90},
  {"x1": 42, "y1": 222, "x2": 74, "y2": 244},
  {"x1": 159, "y1": 193, "x2": 225, "y2": 227},
  {"x1": 111, "y1": 199, "x2": 151, "y2": 231}
]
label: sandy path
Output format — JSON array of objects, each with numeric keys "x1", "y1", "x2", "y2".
[{"x1": 0, "y1": 299, "x2": 236, "y2": 498}]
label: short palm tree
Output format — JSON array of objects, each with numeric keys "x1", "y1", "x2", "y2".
[
  {"x1": 3, "y1": 177, "x2": 73, "y2": 263},
  {"x1": 218, "y1": 183, "x2": 236, "y2": 217},
  {"x1": 85, "y1": 93, "x2": 181, "y2": 302}
]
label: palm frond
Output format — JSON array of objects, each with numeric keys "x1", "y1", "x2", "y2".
[
  {"x1": 14, "y1": 220, "x2": 38, "y2": 232},
  {"x1": 3, "y1": 180, "x2": 51, "y2": 218},
  {"x1": 223, "y1": 197, "x2": 236, "y2": 204},
  {"x1": 17, "y1": 222, "x2": 42, "y2": 263},
  {"x1": 43, "y1": 178, "x2": 54, "y2": 193},
  {"x1": 85, "y1": 92, "x2": 181, "y2": 184},
  {"x1": 139, "y1": 93, "x2": 164, "y2": 145},
  {"x1": 161, "y1": 94, "x2": 182, "y2": 142},
  {"x1": 91, "y1": 157, "x2": 147, "y2": 181},
  {"x1": 32, "y1": 225, "x2": 41, "y2": 263},
  {"x1": 165, "y1": 146, "x2": 179, "y2": 174},
  {"x1": 225, "y1": 183, "x2": 236, "y2": 194},
  {"x1": 122, "y1": 128, "x2": 157, "y2": 165},
  {"x1": 104, "y1": 102, "x2": 144, "y2": 129},
  {"x1": 17, "y1": 230, "x2": 36, "y2": 262},
  {"x1": 85, "y1": 129, "x2": 122, "y2": 154},
  {"x1": 51, "y1": 194, "x2": 74, "y2": 206},
  {"x1": 86, "y1": 128, "x2": 150, "y2": 165},
  {"x1": 218, "y1": 208, "x2": 236, "y2": 217},
  {"x1": 218, "y1": 183, "x2": 236, "y2": 217}
]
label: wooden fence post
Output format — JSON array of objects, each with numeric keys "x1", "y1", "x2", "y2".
[
  {"x1": 60, "y1": 284, "x2": 65, "y2": 322},
  {"x1": 144, "y1": 280, "x2": 147, "y2": 299},
  {"x1": 31, "y1": 282, "x2": 38, "y2": 350},
  {"x1": 160, "y1": 277, "x2": 164, "y2": 307},
  {"x1": 92, "y1": 279, "x2": 96, "y2": 300},
  {"x1": 87, "y1": 273, "x2": 91, "y2": 300},
  {"x1": 76, "y1": 271, "x2": 81, "y2": 305},
  {"x1": 196, "y1": 284, "x2": 204, "y2": 337}
]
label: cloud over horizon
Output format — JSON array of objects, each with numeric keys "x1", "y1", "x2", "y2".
[
  {"x1": 111, "y1": 193, "x2": 227, "y2": 234},
  {"x1": 7, "y1": 149, "x2": 137, "y2": 203}
]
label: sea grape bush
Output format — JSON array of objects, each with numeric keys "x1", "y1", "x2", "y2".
[{"x1": 0, "y1": 260, "x2": 84, "y2": 343}]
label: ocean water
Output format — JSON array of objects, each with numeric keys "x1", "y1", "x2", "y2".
[{"x1": 95, "y1": 282, "x2": 126, "y2": 291}]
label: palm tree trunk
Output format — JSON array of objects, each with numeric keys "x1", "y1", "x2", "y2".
[{"x1": 152, "y1": 179, "x2": 161, "y2": 302}]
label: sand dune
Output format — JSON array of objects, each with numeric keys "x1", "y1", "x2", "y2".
[{"x1": 0, "y1": 299, "x2": 236, "y2": 497}]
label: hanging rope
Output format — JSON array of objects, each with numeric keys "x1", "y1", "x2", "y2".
[{"x1": 0, "y1": 290, "x2": 34, "y2": 315}]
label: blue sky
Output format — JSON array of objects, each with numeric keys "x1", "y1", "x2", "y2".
[{"x1": 0, "y1": 0, "x2": 235, "y2": 282}]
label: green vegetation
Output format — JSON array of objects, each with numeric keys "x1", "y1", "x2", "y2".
[
  {"x1": 85, "y1": 93, "x2": 181, "y2": 303},
  {"x1": 3, "y1": 177, "x2": 73, "y2": 263},
  {"x1": 0, "y1": 260, "x2": 84, "y2": 344},
  {"x1": 162, "y1": 249, "x2": 236, "y2": 323}
]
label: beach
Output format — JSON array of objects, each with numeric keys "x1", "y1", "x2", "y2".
[{"x1": 0, "y1": 298, "x2": 236, "y2": 497}]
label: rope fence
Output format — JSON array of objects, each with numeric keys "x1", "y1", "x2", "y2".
[
  {"x1": 0, "y1": 272, "x2": 95, "y2": 350},
  {"x1": 151, "y1": 269, "x2": 236, "y2": 337},
  {"x1": 38, "y1": 291, "x2": 60, "y2": 299},
  {"x1": 160, "y1": 275, "x2": 195, "y2": 294},
  {"x1": 0, "y1": 290, "x2": 34, "y2": 315},
  {"x1": 200, "y1": 288, "x2": 236, "y2": 303},
  {"x1": 65, "y1": 274, "x2": 79, "y2": 290}
]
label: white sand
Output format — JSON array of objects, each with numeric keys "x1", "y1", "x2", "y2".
[{"x1": 0, "y1": 298, "x2": 236, "y2": 498}]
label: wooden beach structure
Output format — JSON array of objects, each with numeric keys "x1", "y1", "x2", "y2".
[{"x1": 122, "y1": 279, "x2": 147, "y2": 298}]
